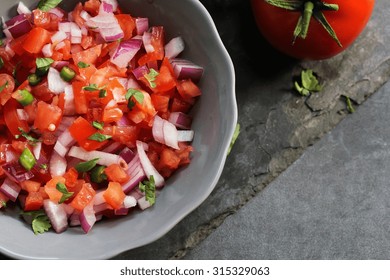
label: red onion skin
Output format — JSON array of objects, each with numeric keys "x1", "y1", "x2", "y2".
[{"x1": 0, "y1": 178, "x2": 21, "y2": 202}]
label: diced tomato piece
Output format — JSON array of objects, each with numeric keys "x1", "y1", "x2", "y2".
[
  {"x1": 34, "y1": 101, "x2": 62, "y2": 133},
  {"x1": 70, "y1": 183, "x2": 96, "y2": 211},
  {"x1": 177, "y1": 79, "x2": 202, "y2": 99},
  {"x1": 84, "y1": 0, "x2": 100, "y2": 16},
  {"x1": 31, "y1": 80, "x2": 54, "y2": 102},
  {"x1": 63, "y1": 167, "x2": 79, "y2": 190},
  {"x1": 116, "y1": 14, "x2": 136, "y2": 41},
  {"x1": 33, "y1": 9, "x2": 60, "y2": 31},
  {"x1": 68, "y1": 116, "x2": 108, "y2": 151},
  {"x1": 72, "y1": 81, "x2": 88, "y2": 114},
  {"x1": 103, "y1": 182, "x2": 126, "y2": 210},
  {"x1": 0, "y1": 74, "x2": 16, "y2": 106},
  {"x1": 22, "y1": 27, "x2": 51, "y2": 54},
  {"x1": 72, "y1": 45, "x2": 102, "y2": 66},
  {"x1": 71, "y1": 2, "x2": 85, "y2": 27},
  {"x1": 176, "y1": 142, "x2": 194, "y2": 166},
  {"x1": 103, "y1": 104, "x2": 123, "y2": 123},
  {"x1": 104, "y1": 164, "x2": 130, "y2": 184},
  {"x1": 11, "y1": 140, "x2": 30, "y2": 153},
  {"x1": 55, "y1": 39, "x2": 72, "y2": 60},
  {"x1": 9, "y1": 34, "x2": 28, "y2": 56},
  {"x1": 20, "y1": 180, "x2": 41, "y2": 193},
  {"x1": 44, "y1": 176, "x2": 66, "y2": 204},
  {"x1": 24, "y1": 191, "x2": 44, "y2": 211},
  {"x1": 153, "y1": 58, "x2": 176, "y2": 92},
  {"x1": 102, "y1": 125, "x2": 140, "y2": 147},
  {"x1": 151, "y1": 94, "x2": 169, "y2": 113},
  {"x1": 3, "y1": 99, "x2": 29, "y2": 136},
  {"x1": 138, "y1": 26, "x2": 165, "y2": 66}
]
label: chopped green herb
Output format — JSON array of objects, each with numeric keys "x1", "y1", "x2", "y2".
[
  {"x1": 18, "y1": 128, "x2": 41, "y2": 144},
  {"x1": 56, "y1": 183, "x2": 74, "y2": 204},
  {"x1": 21, "y1": 210, "x2": 52, "y2": 235},
  {"x1": 92, "y1": 121, "x2": 104, "y2": 130},
  {"x1": 294, "y1": 69, "x2": 322, "y2": 96},
  {"x1": 37, "y1": 0, "x2": 62, "y2": 12},
  {"x1": 77, "y1": 61, "x2": 90, "y2": 68},
  {"x1": 144, "y1": 69, "x2": 159, "y2": 89},
  {"x1": 40, "y1": 163, "x2": 48, "y2": 170},
  {"x1": 19, "y1": 148, "x2": 36, "y2": 171},
  {"x1": 82, "y1": 84, "x2": 100, "y2": 91},
  {"x1": 99, "y1": 89, "x2": 107, "y2": 98},
  {"x1": 126, "y1": 88, "x2": 144, "y2": 110},
  {"x1": 0, "y1": 57, "x2": 4, "y2": 69},
  {"x1": 1, "y1": 201, "x2": 6, "y2": 208},
  {"x1": 60, "y1": 66, "x2": 76, "y2": 82},
  {"x1": 342, "y1": 95, "x2": 355, "y2": 113},
  {"x1": 228, "y1": 123, "x2": 240, "y2": 155},
  {"x1": 36, "y1": 57, "x2": 54, "y2": 76},
  {"x1": 0, "y1": 81, "x2": 9, "y2": 93},
  {"x1": 88, "y1": 133, "x2": 112, "y2": 142},
  {"x1": 90, "y1": 165, "x2": 107, "y2": 184},
  {"x1": 75, "y1": 158, "x2": 99, "y2": 173},
  {"x1": 27, "y1": 73, "x2": 42, "y2": 86},
  {"x1": 139, "y1": 176, "x2": 156, "y2": 206},
  {"x1": 0, "y1": 39, "x2": 4, "y2": 47}
]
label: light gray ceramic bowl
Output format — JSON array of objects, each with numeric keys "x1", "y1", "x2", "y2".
[{"x1": 0, "y1": 0, "x2": 237, "y2": 259}]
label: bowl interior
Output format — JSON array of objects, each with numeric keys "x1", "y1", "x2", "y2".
[{"x1": 0, "y1": 0, "x2": 237, "y2": 259}]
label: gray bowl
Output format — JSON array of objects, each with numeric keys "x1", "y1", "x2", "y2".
[{"x1": 0, "y1": 0, "x2": 237, "y2": 259}]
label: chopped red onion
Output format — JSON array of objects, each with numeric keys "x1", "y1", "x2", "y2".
[
  {"x1": 137, "y1": 196, "x2": 152, "y2": 210},
  {"x1": 69, "y1": 212, "x2": 80, "y2": 227},
  {"x1": 177, "y1": 130, "x2": 194, "y2": 142},
  {"x1": 136, "y1": 140, "x2": 164, "y2": 188},
  {"x1": 171, "y1": 58, "x2": 204, "y2": 83},
  {"x1": 122, "y1": 166, "x2": 146, "y2": 194},
  {"x1": 114, "y1": 207, "x2": 128, "y2": 216},
  {"x1": 68, "y1": 146, "x2": 127, "y2": 169},
  {"x1": 163, "y1": 120, "x2": 179, "y2": 149},
  {"x1": 49, "y1": 8, "x2": 65, "y2": 19},
  {"x1": 80, "y1": 10, "x2": 92, "y2": 21},
  {"x1": 0, "y1": 178, "x2": 21, "y2": 202},
  {"x1": 55, "y1": 41, "x2": 66, "y2": 51},
  {"x1": 1, "y1": 161, "x2": 34, "y2": 183},
  {"x1": 164, "y1": 36, "x2": 185, "y2": 59},
  {"x1": 128, "y1": 188, "x2": 144, "y2": 200},
  {"x1": 93, "y1": 191, "x2": 105, "y2": 206},
  {"x1": 32, "y1": 142, "x2": 42, "y2": 160},
  {"x1": 168, "y1": 112, "x2": 193, "y2": 129},
  {"x1": 5, "y1": 42, "x2": 15, "y2": 57},
  {"x1": 123, "y1": 195, "x2": 137, "y2": 208},
  {"x1": 102, "y1": 0, "x2": 118, "y2": 12},
  {"x1": 110, "y1": 39, "x2": 142, "y2": 68},
  {"x1": 48, "y1": 67, "x2": 70, "y2": 94},
  {"x1": 52, "y1": 60, "x2": 69, "y2": 71},
  {"x1": 126, "y1": 77, "x2": 141, "y2": 89},
  {"x1": 16, "y1": 109, "x2": 28, "y2": 121},
  {"x1": 70, "y1": 22, "x2": 82, "y2": 44},
  {"x1": 132, "y1": 65, "x2": 149, "y2": 80},
  {"x1": 80, "y1": 202, "x2": 96, "y2": 233},
  {"x1": 86, "y1": 12, "x2": 124, "y2": 42},
  {"x1": 58, "y1": 22, "x2": 71, "y2": 33},
  {"x1": 100, "y1": 1, "x2": 113, "y2": 14},
  {"x1": 53, "y1": 141, "x2": 68, "y2": 158},
  {"x1": 50, "y1": 151, "x2": 67, "y2": 177},
  {"x1": 17, "y1": 2, "x2": 31, "y2": 15},
  {"x1": 135, "y1": 17, "x2": 148, "y2": 35},
  {"x1": 119, "y1": 147, "x2": 136, "y2": 163},
  {"x1": 93, "y1": 202, "x2": 109, "y2": 215},
  {"x1": 4, "y1": 15, "x2": 32, "y2": 39},
  {"x1": 43, "y1": 199, "x2": 68, "y2": 233},
  {"x1": 57, "y1": 130, "x2": 75, "y2": 148},
  {"x1": 100, "y1": 27, "x2": 124, "y2": 42},
  {"x1": 152, "y1": 115, "x2": 165, "y2": 145},
  {"x1": 101, "y1": 142, "x2": 124, "y2": 154},
  {"x1": 142, "y1": 31, "x2": 154, "y2": 53}
]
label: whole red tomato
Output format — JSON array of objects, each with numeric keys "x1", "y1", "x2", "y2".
[{"x1": 251, "y1": 0, "x2": 375, "y2": 60}]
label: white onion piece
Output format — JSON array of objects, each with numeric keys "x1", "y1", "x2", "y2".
[
  {"x1": 163, "y1": 120, "x2": 179, "y2": 149},
  {"x1": 58, "y1": 22, "x2": 71, "y2": 33},
  {"x1": 123, "y1": 195, "x2": 137, "y2": 208},
  {"x1": 137, "y1": 196, "x2": 152, "y2": 210},
  {"x1": 48, "y1": 67, "x2": 69, "y2": 94},
  {"x1": 164, "y1": 36, "x2": 185, "y2": 59},
  {"x1": 70, "y1": 22, "x2": 82, "y2": 44},
  {"x1": 32, "y1": 142, "x2": 42, "y2": 160},
  {"x1": 53, "y1": 141, "x2": 68, "y2": 158},
  {"x1": 51, "y1": 30, "x2": 67, "y2": 44},
  {"x1": 68, "y1": 146, "x2": 127, "y2": 169},
  {"x1": 80, "y1": 202, "x2": 96, "y2": 233},
  {"x1": 0, "y1": 178, "x2": 21, "y2": 202},
  {"x1": 16, "y1": 109, "x2": 28, "y2": 121},
  {"x1": 43, "y1": 199, "x2": 68, "y2": 233},
  {"x1": 63, "y1": 85, "x2": 76, "y2": 115},
  {"x1": 50, "y1": 151, "x2": 67, "y2": 177},
  {"x1": 177, "y1": 130, "x2": 194, "y2": 142},
  {"x1": 57, "y1": 130, "x2": 75, "y2": 148},
  {"x1": 80, "y1": 10, "x2": 91, "y2": 21},
  {"x1": 136, "y1": 140, "x2": 164, "y2": 188},
  {"x1": 152, "y1": 115, "x2": 165, "y2": 145},
  {"x1": 42, "y1": 43, "x2": 53, "y2": 57},
  {"x1": 17, "y1": 2, "x2": 31, "y2": 14}
]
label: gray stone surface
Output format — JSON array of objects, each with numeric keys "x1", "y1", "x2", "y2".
[{"x1": 185, "y1": 80, "x2": 390, "y2": 260}]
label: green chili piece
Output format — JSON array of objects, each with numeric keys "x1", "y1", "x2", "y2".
[
  {"x1": 60, "y1": 66, "x2": 76, "y2": 82},
  {"x1": 90, "y1": 165, "x2": 107, "y2": 184},
  {"x1": 27, "y1": 73, "x2": 42, "y2": 86},
  {"x1": 15, "y1": 89, "x2": 34, "y2": 106},
  {"x1": 19, "y1": 148, "x2": 36, "y2": 171}
]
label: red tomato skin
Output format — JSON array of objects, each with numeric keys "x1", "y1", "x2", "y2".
[{"x1": 250, "y1": 0, "x2": 375, "y2": 60}]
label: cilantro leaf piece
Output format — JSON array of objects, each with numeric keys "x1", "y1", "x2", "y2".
[
  {"x1": 36, "y1": 58, "x2": 54, "y2": 75},
  {"x1": 88, "y1": 132, "x2": 112, "y2": 142},
  {"x1": 139, "y1": 176, "x2": 156, "y2": 206},
  {"x1": 18, "y1": 127, "x2": 41, "y2": 144},
  {"x1": 75, "y1": 158, "x2": 99, "y2": 173},
  {"x1": 99, "y1": 89, "x2": 107, "y2": 98},
  {"x1": 82, "y1": 84, "x2": 100, "y2": 91},
  {"x1": 126, "y1": 89, "x2": 144, "y2": 110},
  {"x1": 294, "y1": 69, "x2": 322, "y2": 96},
  {"x1": 342, "y1": 95, "x2": 355, "y2": 113},
  {"x1": 92, "y1": 121, "x2": 104, "y2": 130},
  {"x1": 0, "y1": 57, "x2": 4, "y2": 69},
  {"x1": 228, "y1": 123, "x2": 240, "y2": 155},
  {"x1": 32, "y1": 215, "x2": 52, "y2": 235},
  {"x1": 77, "y1": 61, "x2": 90, "y2": 68},
  {"x1": 144, "y1": 69, "x2": 159, "y2": 89},
  {"x1": 1, "y1": 201, "x2": 6, "y2": 208},
  {"x1": 37, "y1": 0, "x2": 62, "y2": 12},
  {"x1": 56, "y1": 183, "x2": 74, "y2": 204}
]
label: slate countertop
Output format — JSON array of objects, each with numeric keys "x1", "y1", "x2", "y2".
[{"x1": 1, "y1": 0, "x2": 389, "y2": 260}]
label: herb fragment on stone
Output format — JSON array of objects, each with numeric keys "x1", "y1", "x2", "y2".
[
  {"x1": 341, "y1": 95, "x2": 355, "y2": 113},
  {"x1": 294, "y1": 69, "x2": 322, "y2": 96},
  {"x1": 228, "y1": 123, "x2": 240, "y2": 155}
]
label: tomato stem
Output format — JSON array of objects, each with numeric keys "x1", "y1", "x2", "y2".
[{"x1": 300, "y1": 1, "x2": 314, "y2": 39}]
